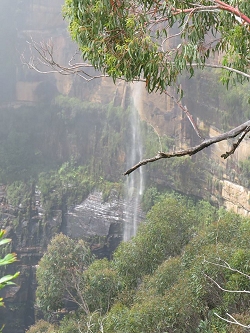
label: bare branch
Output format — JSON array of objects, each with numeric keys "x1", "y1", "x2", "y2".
[
  {"x1": 204, "y1": 258, "x2": 250, "y2": 329},
  {"x1": 199, "y1": 63, "x2": 250, "y2": 79},
  {"x1": 204, "y1": 259, "x2": 250, "y2": 280},
  {"x1": 204, "y1": 274, "x2": 250, "y2": 294},
  {"x1": 61, "y1": 266, "x2": 90, "y2": 315},
  {"x1": 124, "y1": 120, "x2": 250, "y2": 175},
  {"x1": 214, "y1": 312, "x2": 250, "y2": 329},
  {"x1": 221, "y1": 126, "x2": 250, "y2": 159},
  {"x1": 21, "y1": 37, "x2": 107, "y2": 81},
  {"x1": 164, "y1": 89, "x2": 204, "y2": 139}
]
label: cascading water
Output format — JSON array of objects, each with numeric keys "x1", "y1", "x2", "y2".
[{"x1": 123, "y1": 82, "x2": 145, "y2": 241}]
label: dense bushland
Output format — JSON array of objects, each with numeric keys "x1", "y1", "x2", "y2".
[{"x1": 28, "y1": 193, "x2": 250, "y2": 333}]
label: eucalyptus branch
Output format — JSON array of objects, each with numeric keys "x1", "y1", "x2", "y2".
[
  {"x1": 124, "y1": 120, "x2": 250, "y2": 175},
  {"x1": 161, "y1": 8, "x2": 199, "y2": 51},
  {"x1": 201, "y1": 64, "x2": 250, "y2": 79},
  {"x1": 212, "y1": 0, "x2": 250, "y2": 25},
  {"x1": 171, "y1": 0, "x2": 250, "y2": 25}
]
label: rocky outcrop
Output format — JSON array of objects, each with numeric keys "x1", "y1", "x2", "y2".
[{"x1": 66, "y1": 190, "x2": 145, "y2": 257}]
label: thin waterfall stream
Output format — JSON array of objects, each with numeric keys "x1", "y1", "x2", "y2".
[{"x1": 124, "y1": 82, "x2": 145, "y2": 241}]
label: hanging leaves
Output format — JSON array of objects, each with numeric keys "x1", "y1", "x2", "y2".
[{"x1": 63, "y1": 0, "x2": 250, "y2": 93}]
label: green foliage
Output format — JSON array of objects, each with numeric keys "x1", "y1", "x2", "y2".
[
  {"x1": 36, "y1": 233, "x2": 94, "y2": 315},
  {"x1": 141, "y1": 186, "x2": 159, "y2": 212},
  {"x1": 38, "y1": 162, "x2": 94, "y2": 215},
  {"x1": 63, "y1": 0, "x2": 250, "y2": 93},
  {"x1": 25, "y1": 320, "x2": 56, "y2": 333},
  {"x1": 136, "y1": 256, "x2": 183, "y2": 297},
  {"x1": 223, "y1": 249, "x2": 250, "y2": 311},
  {"x1": 6, "y1": 181, "x2": 31, "y2": 210},
  {"x1": 113, "y1": 193, "x2": 205, "y2": 287},
  {"x1": 142, "y1": 122, "x2": 212, "y2": 197},
  {"x1": 54, "y1": 95, "x2": 102, "y2": 122},
  {"x1": 56, "y1": 317, "x2": 79, "y2": 333},
  {"x1": 0, "y1": 96, "x2": 130, "y2": 184},
  {"x1": 83, "y1": 258, "x2": 121, "y2": 313},
  {"x1": 0, "y1": 230, "x2": 19, "y2": 309},
  {"x1": 103, "y1": 208, "x2": 250, "y2": 333},
  {"x1": 185, "y1": 70, "x2": 250, "y2": 131},
  {"x1": 99, "y1": 181, "x2": 123, "y2": 202}
]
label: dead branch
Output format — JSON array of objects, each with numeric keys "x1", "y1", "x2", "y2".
[
  {"x1": 204, "y1": 259, "x2": 250, "y2": 328},
  {"x1": 221, "y1": 126, "x2": 250, "y2": 158},
  {"x1": 204, "y1": 258, "x2": 250, "y2": 329},
  {"x1": 124, "y1": 120, "x2": 250, "y2": 175},
  {"x1": 61, "y1": 266, "x2": 90, "y2": 315},
  {"x1": 164, "y1": 89, "x2": 204, "y2": 139},
  {"x1": 204, "y1": 274, "x2": 250, "y2": 294},
  {"x1": 214, "y1": 312, "x2": 250, "y2": 329},
  {"x1": 204, "y1": 258, "x2": 250, "y2": 280},
  {"x1": 21, "y1": 37, "x2": 107, "y2": 81}
]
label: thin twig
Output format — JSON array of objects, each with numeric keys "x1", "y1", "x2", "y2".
[
  {"x1": 214, "y1": 312, "x2": 250, "y2": 328},
  {"x1": 163, "y1": 90, "x2": 204, "y2": 139},
  {"x1": 204, "y1": 259, "x2": 250, "y2": 280},
  {"x1": 204, "y1": 274, "x2": 250, "y2": 294}
]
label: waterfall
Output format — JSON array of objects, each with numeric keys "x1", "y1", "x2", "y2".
[{"x1": 123, "y1": 82, "x2": 145, "y2": 241}]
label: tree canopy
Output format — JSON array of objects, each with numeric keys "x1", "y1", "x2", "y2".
[
  {"x1": 63, "y1": 0, "x2": 250, "y2": 92},
  {"x1": 36, "y1": 233, "x2": 94, "y2": 315}
]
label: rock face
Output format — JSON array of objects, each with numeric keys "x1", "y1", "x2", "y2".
[
  {"x1": 66, "y1": 190, "x2": 145, "y2": 257},
  {"x1": 67, "y1": 191, "x2": 125, "y2": 240}
]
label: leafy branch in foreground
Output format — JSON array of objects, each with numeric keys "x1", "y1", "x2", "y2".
[
  {"x1": 0, "y1": 230, "x2": 19, "y2": 307},
  {"x1": 63, "y1": 0, "x2": 250, "y2": 92},
  {"x1": 61, "y1": 0, "x2": 250, "y2": 174}
]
